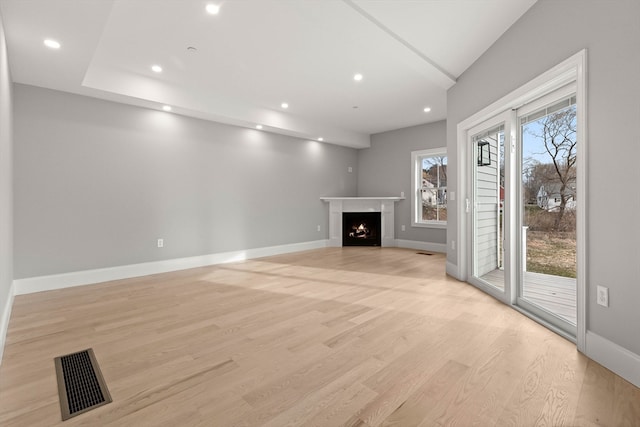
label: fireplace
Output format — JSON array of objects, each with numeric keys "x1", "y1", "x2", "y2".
[
  {"x1": 342, "y1": 212, "x2": 381, "y2": 246},
  {"x1": 321, "y1": 197, "x2": 402, "y2": 247}
]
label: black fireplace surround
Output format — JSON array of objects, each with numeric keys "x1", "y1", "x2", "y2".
[{"x1": 342, "y1": 212, "x2": 381, "y2": 246}]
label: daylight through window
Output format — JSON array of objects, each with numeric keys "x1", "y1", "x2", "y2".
[{"x1": 412, "y1": 149, "x2": 447, "y2": 226}]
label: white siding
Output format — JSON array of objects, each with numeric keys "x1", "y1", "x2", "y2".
[{"x1": 475, "y1": 140, "x2": 500, "y2": 277}]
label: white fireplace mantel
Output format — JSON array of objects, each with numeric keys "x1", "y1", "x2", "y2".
[{"x1": 320, "y1": 197, "x2": 404, "y2": 247}]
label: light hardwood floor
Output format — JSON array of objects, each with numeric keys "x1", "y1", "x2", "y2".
[{"x1": 0, "y1": 248, "x2": 638, "y2": 426}]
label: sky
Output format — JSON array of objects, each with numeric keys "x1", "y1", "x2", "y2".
[{"x1": 521, "y1": 104, "x2": 577, "y2": 166}]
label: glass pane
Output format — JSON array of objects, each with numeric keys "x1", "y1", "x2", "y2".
[
  {"x1": 422, "y1": 156, "x2": 446, "y2": 187},
  {"x1": 437, "y1": 189, "x2": 447, "y2": 221},
  {"x1": 520, "y1": 102, "x2": 577, "y2": 325},
  {"x1": 439, "y1": 158, "x2": 448, "y2": 187},
  {"x1": 421, "y1": 191, "x2": 438, "y2": 221},
  {"x1": 419, "y1": 155, "x2": 447, "y2": 223},
  {"x1": 472, "y1": 125, "x2": 505, "y2": 291}
]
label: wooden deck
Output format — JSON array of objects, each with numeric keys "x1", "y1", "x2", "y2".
[{"x1": 480, "y1": 269, "x2": 576, "y2": 325}]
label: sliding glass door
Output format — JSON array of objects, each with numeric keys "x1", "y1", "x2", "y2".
[
  {"x1": 516, "y1": 88, "x2": 577, "y2": 335},
  {"x1": 468, "y1": 85, "x2": 578, "y2": 337},
  {"x1": 469, "y1": 112, "x2": 512, "y2": 303}
]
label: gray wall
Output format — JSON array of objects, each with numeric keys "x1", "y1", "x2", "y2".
[
  {"x1": 358, "y1": 121, "x2": 447, "y2": 246},
  {"x1": 0, "y1": 14, "x2": 13, "y2": 352},
  {"x1": 447, "y1": 0, "x2": 640, "y2": 355},
  {"x1": 13, "y1": 84, "x2": 358, "y2": 279}
]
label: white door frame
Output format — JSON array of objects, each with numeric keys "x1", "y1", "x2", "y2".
[
  {"x1": 466, "y1": 110, "x2": 514, "y2": 305},
  {"x1": 455, "y1": 50, "x2": 587, "y2": 351}
]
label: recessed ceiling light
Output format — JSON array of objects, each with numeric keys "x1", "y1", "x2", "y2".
[
  {"x1": 206, "y1": 4, "x2": 220, "y2": 14},
  {"x1": 281, "y1": 102, "x2": 289, "y2": 109},
  {"x1": 354, "y1": 73, "x2": 363, "y2": 81},
  {"x1": 256, "y1": 125, "x2": 263, "y2": 130},
  {"x1": 151, "y1": 65, "x2": 163, "y2": 73},
  {"x1": 162, "y1": 105, "x2": 172, "y2": 112},
  {"x1": 44, "y1": 39, "x2": 61, "y2": 49},
  {"x1": 423, "y1": 107, "x2": 432, "y2": 113},
  {"x1": 318, "y1": 137, "x2": 324, "y2": 142}
]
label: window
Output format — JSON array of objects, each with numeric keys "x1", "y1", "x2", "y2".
[{"x1": 411, "y1": 148, "x2": 447, "y2": 227}]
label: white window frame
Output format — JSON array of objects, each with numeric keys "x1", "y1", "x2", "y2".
[{"x1": 411, "y1": 148, "x2": 447, "y2": 228}]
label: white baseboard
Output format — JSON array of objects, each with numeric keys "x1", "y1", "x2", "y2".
[
  {"x1": 446, "y1": 261, "x2": 462, "y2": 281},
  {"x1": 7, "y1": 242, "x2": 640, "y2": 389},
  {"x1": 396, "y1": 239, "x2": 446, "y2": 254},
  {"x1": 0, "y1": 281, "x2": 16, "y2": 365},
  {"x1": 585, "y1": 331, "x2": 640, "y2": 388},
  {"x1": 14, "y1": 240, "x2": 328, "y2": 296}
]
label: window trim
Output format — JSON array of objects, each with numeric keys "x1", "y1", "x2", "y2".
[{"x1": 411, "y1": 148, "x2": 447, "y2": 228}]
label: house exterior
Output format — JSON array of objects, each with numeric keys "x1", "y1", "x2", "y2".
[
  {"x1": 420, "y1": 178, "x2": 439, "y2": 206},
  {"x1": 536, "y1": 183, "x2": 577, "y2": 211}
]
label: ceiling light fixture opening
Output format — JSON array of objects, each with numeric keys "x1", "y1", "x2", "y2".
[
  {"x1": 423, "y1": 107, "x2": 432, "y2": 113},
  {"x1": 318, "y1": 137, "x2": 324, "y2": 142},
  {"x1": 353, "y1": 73, "x2": 363, "y2": 81},
  {"x1": 151, "y1": 65, "x2": 163, "y2": 73},
  {"x1": 206, "y1": 4, "x2": 220, "y2": 14},
  {"x1": 44, "y1": 39, "x2": 61, "y2": 49},
  {"x1": 281, "y1": 102, "x2": 289, "y2": 109},
  {"x1": 162, "y1": 105, "x2": 172, "y2": 112},
  {"x1": 256, "y1": 125, "x2": 263, "y2": 130}
]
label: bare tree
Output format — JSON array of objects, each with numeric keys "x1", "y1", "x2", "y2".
[
  {"x1": 527, "y1": 105, "x2": 577, "y2": 229},
  {"x1": 522, "y1": 159, "x2": 542, "y2": 204},
  {"x1": 423, "y1": 156, "x2": 447, "y2": 186},
  {"x1": 422, "y1": 157, "x2": 448, "y2": 220}
]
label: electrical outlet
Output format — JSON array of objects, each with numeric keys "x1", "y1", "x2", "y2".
[
  {"x1": 450, "y1": 191, "x2": 455, "y2": 201},
  {"x1": 401, "y1": 225, "x2": 406, "y2": 231},
  {"x1": 317, "y1": 225, "x2": 321, "y2": 232},
  {"x1": 597, "y1": 285, "x2": 609, "y2": 307},
  {"x1": 400, "y1": 191, "x2": 405, "y2": 198},
  {"x1": 157, "y1": 238, "x2": 164, "y2": 248},
  {"x1": 451, "y1": 240, "x2": 456, "y2": 250},
  {"x1": 348, "y1": 166, "x2": 353, "y2": 173}
]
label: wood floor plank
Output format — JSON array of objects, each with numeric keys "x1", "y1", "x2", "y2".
[
  {"x1": 612, "y1": 375, "x2": 640, "y2": 426},
  {"x1": 381, "y1": 359, "x2": 469, "y2": 426},
  {"x1": 496, "y1": 338, "x2": 575, "y2": 426},
  {"x1": 257, "y1": 357, "x2": 382, "y2": 427},
  {"x1": 573, "y1": 359, "x2": 618, "y2": 426},
  {"x1": 0, "y1": 247, "x2": 637, "y2": 426}
]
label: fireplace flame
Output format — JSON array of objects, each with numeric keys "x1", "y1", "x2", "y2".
[{"x1": 348, "y1": 223, "x2": 370, "y2": 238}]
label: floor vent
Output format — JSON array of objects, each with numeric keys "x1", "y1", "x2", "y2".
[
  {"x1": 416, "y1": 252, "x2": 434, "y2": 256},
  {"x1": 54, "y1": 348, "x2": 112, "y2": 420}
]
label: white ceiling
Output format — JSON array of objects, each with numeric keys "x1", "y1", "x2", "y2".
[{"x1": 0, "y1": 0, "x2": 537, "y2": 148}]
